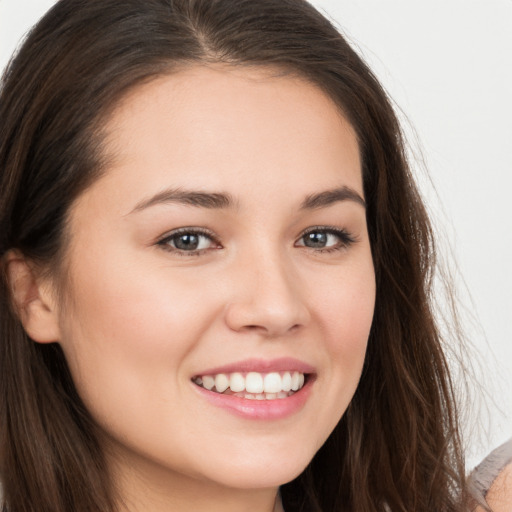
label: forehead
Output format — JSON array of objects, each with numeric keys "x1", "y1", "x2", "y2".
[{"x1": 84, "y1": 65, "x2": 362, "y2": 212}]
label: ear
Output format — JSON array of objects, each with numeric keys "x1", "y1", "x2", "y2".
[{"x1": 5, "y1": 251, "x2": 61, "y2": 343}]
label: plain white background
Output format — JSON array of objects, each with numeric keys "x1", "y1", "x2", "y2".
[{"x1": 1, "y1": 0, "x2": 511, "y2": 469}]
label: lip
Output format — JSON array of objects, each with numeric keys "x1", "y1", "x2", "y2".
[
  {"x1": 193, "y1": 357, "x2": 316, "y2": 377},
  {"x1": 192, "y1": 375, "x2": 314, "y2": 420},
  {"x1": 191, "y1": 358, "x2": 316, "y2": 420}
]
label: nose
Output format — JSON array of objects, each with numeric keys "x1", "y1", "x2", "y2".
[{"x1": 224, "y1": 251, "x2": 311, "y2": 338}]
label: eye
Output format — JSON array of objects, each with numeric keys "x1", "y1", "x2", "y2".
[
  {"x1": 296, "y1": 227, "x2": 355, "y2": 252},
  {"x1": 157, "y1": 228, "x2": 219, "y2": 254}
]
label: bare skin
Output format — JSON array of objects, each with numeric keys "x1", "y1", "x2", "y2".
[{"x1": 474, "y1": 463, "x2": 512, "y2": 512}]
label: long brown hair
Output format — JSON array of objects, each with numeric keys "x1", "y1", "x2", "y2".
[{"x1": 0, "y1": 0, "x2": 467, "y2": 510}]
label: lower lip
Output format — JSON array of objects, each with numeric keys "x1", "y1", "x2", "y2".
[{"x1": 193, "y1": 377, "x2": 314, "y2": 420}]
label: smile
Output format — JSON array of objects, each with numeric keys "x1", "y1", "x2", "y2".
[{"x1": 192, "y1": 371, "x2": 307, "y2": 400}]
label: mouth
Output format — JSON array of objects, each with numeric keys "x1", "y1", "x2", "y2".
[{"x1": 192, "y1": 371, "x2": 309, "y2": 400}]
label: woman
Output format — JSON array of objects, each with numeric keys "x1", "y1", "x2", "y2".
[{"x1": 0, "y1": 0, "x2": 468, "y2": 510}]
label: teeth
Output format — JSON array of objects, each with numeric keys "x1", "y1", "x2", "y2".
[
  {"x1": 291, "y1": 372, "x2": 300, "y2": 391},
  {"x1": 202, "y1": 375, "x2": 215, "y2": 390},
  {"x1": 281, "y1": 372, "x2": 292, "y2": 392},
  {"x1": 214, "y1": 374, "x2": 229, "y2": 393},
  {"x1": 263, "y1": 372, "x2": 282, "y2": 393},
  {"x1": 229, "y1": 372, "x2": 245, "y2": 392},
  {"x1": 246, "y1": 372, "x2": 264, "y2": 393},
  {"x1": 193, "y1": 370, "x2": 307, "y2": 398}
]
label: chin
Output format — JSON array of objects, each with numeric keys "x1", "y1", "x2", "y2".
[
  {"x1": 195, "y1": 444, "x2": 316, "y2": 490},
  {"x1": 208, "y1": 465, "x2": 307, "y2": 490}
]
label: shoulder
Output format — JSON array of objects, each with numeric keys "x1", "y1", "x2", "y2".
[
  {"x1": 473, "y1": 463, "x2": 512, "y2": 512},
  {"x1": 470, "y1": 439, "x2": 512, "y2": 512}
]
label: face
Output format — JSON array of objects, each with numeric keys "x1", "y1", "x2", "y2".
[{"x1": 55, "y1": 66, "x2": 375, "y2": 496}]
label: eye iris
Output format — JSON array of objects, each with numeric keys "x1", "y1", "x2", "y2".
[
  {"x1": 305, "y1": 232, "x2": 328, "y2": 248},
  {"x1": 174, "y1": 233, "x2": 199, "y2": 250}
]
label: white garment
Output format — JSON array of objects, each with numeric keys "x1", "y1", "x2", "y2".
[{"x1": 468, "y1": 438, "x2": 512, "y2": 509}]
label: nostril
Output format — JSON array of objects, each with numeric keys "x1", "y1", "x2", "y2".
[{"x1": 223, "y1": 285, "x2": 311, "y2": 336}]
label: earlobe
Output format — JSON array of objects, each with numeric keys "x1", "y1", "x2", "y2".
[{"x1": 5, "y1": 251, "x2": 61, "y2": 344}]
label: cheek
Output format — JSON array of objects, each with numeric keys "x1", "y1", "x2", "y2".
[
  {"x1": 310, "y1": 258, "x2": 375, "y2": 408},
  {"x1": 57, "y1": 256, "x2": 219, "y2": 409},
  {"x1": 316, "y1": 261, "x2": 375, "y2": 353}
]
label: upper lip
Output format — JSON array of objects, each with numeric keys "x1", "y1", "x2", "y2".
[{"x1": 193, "y1": 357, "x2": 316, "y2": 376}]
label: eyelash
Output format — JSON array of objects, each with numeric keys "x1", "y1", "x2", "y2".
[
  {"x1": 298, "y1": 226, "x2": 356, "y2": 253},
  {"x1": 156, "y1": 226, "x2": 356, "y2": 257},
  {"x1": 156, "y1": 227, "x2": 220, "y2": 257}
]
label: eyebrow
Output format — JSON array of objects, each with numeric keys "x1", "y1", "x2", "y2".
[
  {"x1": 129, "y1": 188, "x2": 236, "y2": 214},
  {"x1": 129, "y1": 185, "x2": 365, "y2": 214},
  {"x1": 300, "y1": 186, "x2": 366, "y2": 210}
]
